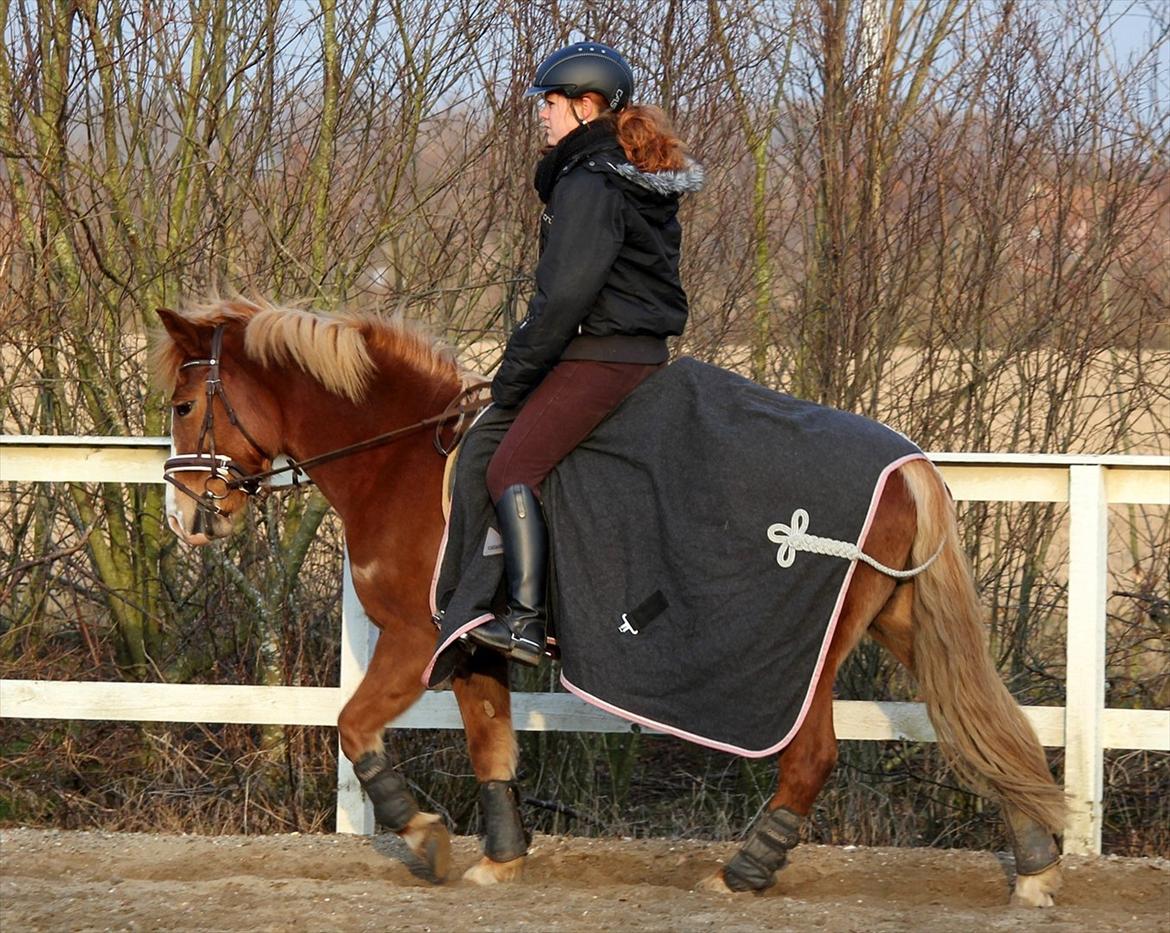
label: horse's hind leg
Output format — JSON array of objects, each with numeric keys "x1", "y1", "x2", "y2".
[
  {"x1": 697, "y1": 674, "x2": 840, "y2": 895},
  {"x1": 1003, "y1": 803, "x2": 1063, "y2": 906},
  {"x1": 449, "y1": 649, "x2": 529, "y2": 886},
  {"x1": 866, "y1": 461, "x2": 1064, "y2": 906},
  {"x1": 700, "y1": 473, "x2": 916, "y2": 896},
  {"x1": 870, "y1": 591, "x2": 1062, "y2": 905},
  {"x1": 702, "y1": 596, "x2": 907, "y2": 894},
  {"x1": 338, "y1": 622, "x2": 451, "y2": 883}
]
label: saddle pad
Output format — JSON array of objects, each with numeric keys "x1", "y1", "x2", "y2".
[{"x1": 426, "y1": 358, "x2": 923, "y2": 755}]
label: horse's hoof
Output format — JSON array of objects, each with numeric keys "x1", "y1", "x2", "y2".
[
  {"x1": 462, "y1": 854, "x2": 525, "y2": 885},
  {"x1": 1010, "y1": 861, "x2": 1062, "y2": 908},
  {"x1": 696, "y1": 869, "x2": 737, "y2": 895},
  {"x1": 401, "y1": 812, "x2": 451, "y2": 884}
]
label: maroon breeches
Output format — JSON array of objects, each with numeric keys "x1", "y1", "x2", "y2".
[{"x1": 486, "y1": 359, "x2": 662, "y2": 502}]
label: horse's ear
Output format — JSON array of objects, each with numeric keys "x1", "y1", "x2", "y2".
[{"x1": 155, "y1": 307, "x2": 202, "y2": 355}]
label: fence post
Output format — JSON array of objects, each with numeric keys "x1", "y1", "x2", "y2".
[
  {"x1": 1063, "y1": 465, "x2": 1107, "y2": 855},
  {"x1": 335, "y1": 545, "x2": 376, "y2": 834}
]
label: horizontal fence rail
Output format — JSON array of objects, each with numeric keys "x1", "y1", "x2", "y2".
[{"x1": 2, "y1": 436, "x2": 1168, "y2": 855}]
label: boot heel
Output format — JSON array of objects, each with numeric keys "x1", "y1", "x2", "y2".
[
  {"x1": 508, "y1": 621, "x2": 546, "y2": 666},
  {"x1": 509, "y1": 639, "x2": 545, "y2": 666}
]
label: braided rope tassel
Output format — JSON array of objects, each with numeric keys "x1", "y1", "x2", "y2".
[{"x1": 767, "y1": 508, "x2": 943, "y2": 580}]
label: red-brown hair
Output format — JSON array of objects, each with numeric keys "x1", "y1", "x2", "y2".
[{"x1": 582, "y1": 92, "x2": 688, "y2": 173}]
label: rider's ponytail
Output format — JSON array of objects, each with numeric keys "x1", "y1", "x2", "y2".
[
  {"x1": 580, "y1": 92, "x2": 689, "y2": 174},
  {"x1": 614, "y1": 104, "x2": 688, "y2": 173}
]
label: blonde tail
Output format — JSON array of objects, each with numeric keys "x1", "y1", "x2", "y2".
[{"x1": 900, "y1": 459, "x2": 1066, "y2": 833}]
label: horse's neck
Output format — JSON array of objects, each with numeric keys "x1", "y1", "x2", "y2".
[{"x1": 278, "y1": 362, "x2": 457, "y2": 527}]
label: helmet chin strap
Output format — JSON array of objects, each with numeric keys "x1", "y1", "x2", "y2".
[{"x1": 569, "y1": 99, "x2": 589, "y2": 126}]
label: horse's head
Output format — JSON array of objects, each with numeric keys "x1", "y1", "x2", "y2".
[{"x1": 155, "y1": 306, "x2": 284, "y2": 546}]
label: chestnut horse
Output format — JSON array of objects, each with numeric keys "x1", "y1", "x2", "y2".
[{"x1": 154, "y1": 298, "x2": 1065, "y2": 906}]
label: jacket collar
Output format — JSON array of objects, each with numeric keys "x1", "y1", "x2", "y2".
[{"x1": 533, "y1": 123, "x2": 622, "y2": 203}]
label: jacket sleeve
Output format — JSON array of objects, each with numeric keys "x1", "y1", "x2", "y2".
[{"x1": 491, "y1": 170, "x2": 625, "y2": 408}]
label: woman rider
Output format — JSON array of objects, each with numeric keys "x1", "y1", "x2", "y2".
[{"x1": 467, "y1": 41, "x2": 704, "y2": 665}]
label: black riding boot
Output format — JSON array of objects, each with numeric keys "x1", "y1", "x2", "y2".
[{"x1": 467, "y1": 484, "x2": 548, "y2": 666}]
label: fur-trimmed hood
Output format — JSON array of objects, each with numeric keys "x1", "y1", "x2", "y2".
[{"x1": 606, "y1": 158, "x2": 706, "y2": 197}]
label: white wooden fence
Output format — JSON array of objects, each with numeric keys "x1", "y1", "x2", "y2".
[{"x1": 1, "y1": 435, "x2": 1167, "y2": 855}]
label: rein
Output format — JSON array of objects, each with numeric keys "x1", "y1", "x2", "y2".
[
  {"x1": 164, "y1": 323, "x2": 491, "y2": 517},
  {"x1": 230, "y1": 384, "x2": 490, "y2": 487}
]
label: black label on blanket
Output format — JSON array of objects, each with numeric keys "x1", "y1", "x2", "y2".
[{"x1": 618, "y1": 590, "x2": 669, "y2": 635}]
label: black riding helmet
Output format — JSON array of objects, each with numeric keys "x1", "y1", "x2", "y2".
[{"x1": 525, "y1": 41, "x2": 634, "y2": 112}]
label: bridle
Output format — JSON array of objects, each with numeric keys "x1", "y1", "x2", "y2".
[
  {"x1": 163, "y1": 323, "x2": 490, "y2": 519},
  {"x1": 163, "y1": 325, "x2": 272, "y2": 517}
]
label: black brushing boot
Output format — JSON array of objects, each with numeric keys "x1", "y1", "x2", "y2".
[{"x1": 468, "y1": 484, "x2": 548, "y2": 666}]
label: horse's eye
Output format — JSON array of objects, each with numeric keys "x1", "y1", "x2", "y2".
[{"x1": 174, "y1": 401, "x2": 194, "y2": 417}]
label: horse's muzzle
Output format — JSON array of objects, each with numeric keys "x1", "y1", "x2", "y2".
[
  {"x1": 167, "y1": 510, "x2": 214, "y2": 547},
  {"x1": 166, "y1": 500, "x2": 239, "y2": 545}
]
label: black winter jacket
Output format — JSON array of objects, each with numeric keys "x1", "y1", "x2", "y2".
[{"x1": 491, "y1": 134, "x2": 704, "y2": 409}]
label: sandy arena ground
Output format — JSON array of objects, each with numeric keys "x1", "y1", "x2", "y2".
[{"x1": 1, "y1": 829, "x2": 1167, "y2": 932}]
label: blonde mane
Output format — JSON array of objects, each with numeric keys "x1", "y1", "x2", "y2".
[{"x1": 152, "y1": 297, "x2": 458, "y2": 402}]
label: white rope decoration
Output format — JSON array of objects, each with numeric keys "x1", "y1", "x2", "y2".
[{"x1": 767, "y1": 508, "x2": 944, "y2": 580}]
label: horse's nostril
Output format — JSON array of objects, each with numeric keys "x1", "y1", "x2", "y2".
[{"x1": 191, "y1": 509, "x2": 207, "y2": 536}]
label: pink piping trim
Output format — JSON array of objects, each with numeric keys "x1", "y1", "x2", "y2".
[
  {"x1": 559, "y1": 674, "x2": 775, "y2": 756},
  {"x1": 423, "y1": 404, "x2": 501, "y2": 686},
  {"x1": 427, "y1": 403, "x2": 496, "y2": 618},
  {"x1": 559, "y1": 451, "x2": 929, "y2": 758},
  {"x1": 421, "y1": 612, "x2": 495, "y2": 685},
  {"x1": 773, "y1": 451, "x2": 928, "y2": 751},
  {"x1": 423, "y1": 405, "x2": 501, "y2": 685},
  {"x1": 428, "y1": 522, "x2": 450, "y2": 618}
]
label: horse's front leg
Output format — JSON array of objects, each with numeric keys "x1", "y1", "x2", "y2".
[
  {"x1": 450, "y1": 649, "x2": 527, "y2": 885},
  {"x1": 338, "y1": 621, "x2": 451, "y2": 883}
]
